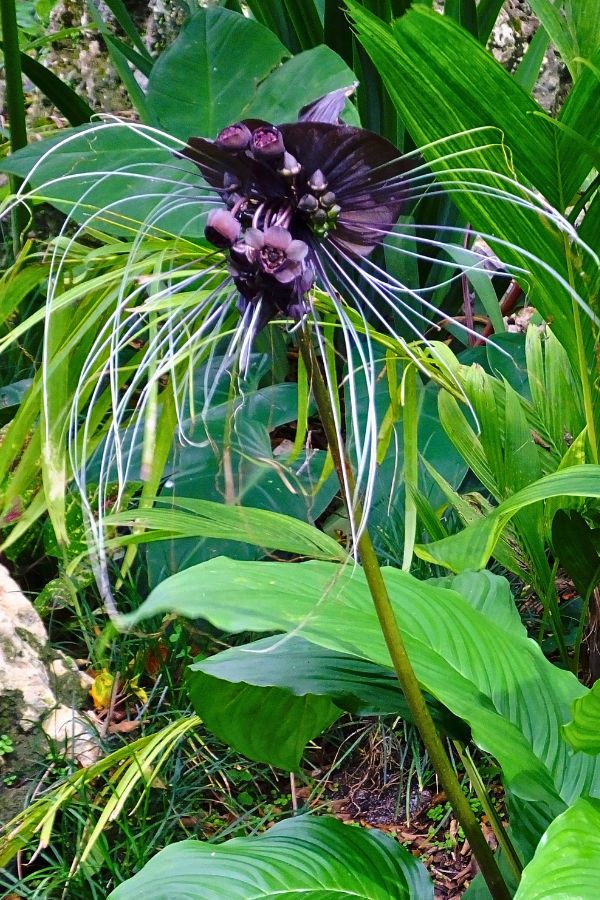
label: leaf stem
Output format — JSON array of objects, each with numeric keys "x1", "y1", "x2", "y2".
[
  {"x1": 0, "y1": 0, "x2": 29, "y2": 255},
  {"x1": 298, "y1": 324, "x2": 511, "y2": 900},
  {"x1": 454, "y1": 741, "x2": 523, "y2": 883}
]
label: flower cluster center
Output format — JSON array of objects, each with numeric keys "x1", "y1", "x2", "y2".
[{"x1": 202, "y1": 121, "x2": 337, "y2": 325}]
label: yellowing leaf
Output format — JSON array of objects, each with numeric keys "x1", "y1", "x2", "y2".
[{"x1": 90, "y1": 669, "x2": 115, "y2": 710}]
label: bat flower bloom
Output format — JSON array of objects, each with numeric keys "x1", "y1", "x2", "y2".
[
  {"x1": 39, "y1": 85, "x2": 585, "y2": 597},
  {"x1": 182, "y1": 88, "x2": 409, "y2": 356}
]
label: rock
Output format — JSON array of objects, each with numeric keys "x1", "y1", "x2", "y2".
[
  {"x1": 49, "y1": 653, "x2": 96, "y2": 708},
  {"x1": 42, "y1": 704, "x2": 102, "y2": 768},
  {"x1": 0, "y1": 564, "x2": 56, "y2": 731}
]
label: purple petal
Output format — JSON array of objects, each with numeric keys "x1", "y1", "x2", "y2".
[
  {"x1": 279, "y1": 122, "x2": 409, "y2": 254},
  {"x1": 205, "y1": 208, "x2": 241, "y2": 248},
  {"x1": 274, "y1": 262, "x2": 301, "y2": 283},
  {"x1": 215, "y1": 123, "x2": 252, "y2": 152},
  {"x1": 263, "y1": 226, "x2": 292, "y2": 250},
  {"x1": 245, "y1": 228, "x2": 265, "y2": 249},
  {"x1": 286, "y1": 240, "x2": 309, "y2": 262},
  {"x1": 299, "y1": 86, "x2": 357, "y2": 124}
]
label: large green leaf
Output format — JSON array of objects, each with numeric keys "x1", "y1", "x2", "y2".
[
  {"x1": 243, "y1": 44, "x2": 358, "y2": 126},
  {"x1": 414, "y1": 465, "x2": 600, "y2": 572},
  {"x1": 0, "y1": 124, "x2": 202, "y2": 238},
  {"x1": 145, "y1": 8, "x2": 287, "y2": 139},
  {"x1": 146, "y1": 8, "x2": 356, "y2": 139},
  {"x1": 563, "y1": 682, "x2": 600, "y2": 755},
  {"x1": 514, "y1": 797, "x2": 600, "y2": 899},
  {"x1": 188, "y1": 668, "x2": 340, "y2": 771},
  {"x1": 127, "y1": 558, "x2": 600, "y2": 836},
  {"x1": 188, "y1": 635, "x2": 469, "y2": 769},
  {"x1": 108, "y1": 814, "x2": 433, "y2": 899}
]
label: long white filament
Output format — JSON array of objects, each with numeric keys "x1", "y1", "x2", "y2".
[{"x1": 4, "y1": 116, "x2": 591, "y2": 614}]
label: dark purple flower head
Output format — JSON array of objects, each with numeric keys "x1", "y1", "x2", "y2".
[
  {"x1": 215, "y1": 123, "x2": 252, "y2": 153},
  {"x1": 250, "y1": 125, "x2": 285, "y2": 159},
  {"x1": 183, "y1": 87, "x2": 407, "y2": 340}
]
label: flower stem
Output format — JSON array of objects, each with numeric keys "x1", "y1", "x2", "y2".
[{"x1": 298, "y1": 324, "x2": 511, "y2": 900}]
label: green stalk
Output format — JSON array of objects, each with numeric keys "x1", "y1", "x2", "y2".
[
  {"x1": 571, "y1": 297, "x2": 598, "y2": 463},
  {"x1": 298, "y1": 325, "x2": 511, "y2": 900},
  {"x1": 454, "y1": 742, "x2": 523, "y2": 883},
  {"x1": 0, "y1": 0, "x2": 29, "y2": 255},
  {"x1": 401, "y1": 364, "x2": 418, "y2": 571}
]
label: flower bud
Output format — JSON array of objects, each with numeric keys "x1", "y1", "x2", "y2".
[
  {"x1": 250, "y1": 126, "x2": 285, "y2": 159},
  {"x1": 308, "y1": 169, "x2": 327, "y2": 193},
  {"x1": 298, "y1": 193, "x2": 319, "y2": 213},
  {"x1": 279, "y1": 152, "x2": 301, "y2": 177},
  {"x1": 215, "y1": 123, "x2": 252, "y2": 152},
  {"x1": 205, "y1": 208, "x2": 241, "y2": 249},
  {"x1": 320, "y1": 191, "x2": 337, "y2": 208}
]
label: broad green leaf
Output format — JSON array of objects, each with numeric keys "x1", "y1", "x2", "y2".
[
  {"x1": 128, "y1": 557, "x2": 600, "y2": 828},
  {"x1": 514, "y1": 797, "x2": 600, "y2": 899},
  {"x1": 106, "y1": 497, "x2": 347, "y2": 562},
  {"x1": 108, "y1": 814, "x2": 433, "y2": 899},
  {"x1": 244, "y1": 44, "x2": 358, "y2": 125},
  {"x1": 415, "y1": 465, "x2": 600, "y2": 572},
  {"x1": 187, "y1": 667, "x2": 339, "y2": 771},
  {"x1": 146, "y1": 8, "x2": 288, "y2": 139},
  {"x1": 563, "y1": 682, "x2": 600, "y2": 755},
  {"x1": 0, "y1": 125, "x2": 203, "y2": 238},
  {"x1": 434, "y1": 570, "x2": 527, "y2": 639},
  {"x1": 189, "y1": 635, "x2": 469, "y2": 767},
  {"x1": 145, "y1": 9, "x2": 356, "y2": 140}
]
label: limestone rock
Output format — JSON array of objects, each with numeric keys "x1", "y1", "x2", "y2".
[
  {"x1": 0, "y1": 565, "x2": 56, "y2": 731},
  {"x1": 43, "y1": 704, "x2": 102, "y2": 768}
]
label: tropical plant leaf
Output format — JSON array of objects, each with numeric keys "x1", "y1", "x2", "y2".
[
  {"x1": 107, "y1": 814, "x2": 433, "y2": 900},
  {"x1": 188, "y1": 635, "x2": 469, "y2": 769},
  {"x1": 127, "y1": 557, "x2": 600, "y2": 840},
  {"x1": 414, "y1": 465, "x2": 600, "y2": 572},
  {"x1": 347, "y1": 2, "x2": 594, "y2": 360},
  {"x1": 187, "y1": 655, "x2": 340, "y2": 771},
  {"x1": 0, "y1": 124, "x2": 202, "y2": 238},
  {"x1": 145, "y1": 7, "x2": 287, "y2": 138},
  {"x1": 145, "y1": 7, "x2": 356, "y2": 140},
  {"x1": 106, "y1": 497, "x2": 347, "y2": 562},
  {"x1": 514, "y1": 797, "x2": 600, "y2": 899},
  {"x1": 562, "y1": 682, "x2": 600, "y2": 755}
]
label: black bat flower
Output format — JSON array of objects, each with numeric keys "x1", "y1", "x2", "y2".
[{"x1": 182, "y1": 88, "x2": 410, "y2": 347}]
